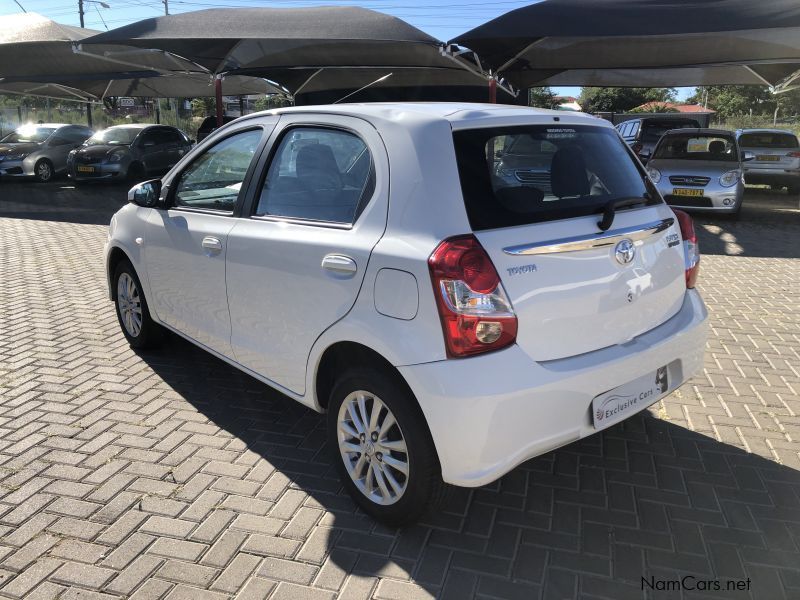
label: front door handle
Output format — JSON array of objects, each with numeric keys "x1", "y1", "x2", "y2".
[
  {"x1": 322, "y1": 254, "x2": 357, "y2": 275},
  {"x1": 202, "y1": 236, "x2": 223, "y2": 254}
]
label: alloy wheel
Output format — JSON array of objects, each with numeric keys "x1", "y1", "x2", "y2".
[
  {"x1": 37, "y1": 162, "x2": 52, "y2": 182},
  {"x1": 337, "y1": 390, "x2": 410, "y2": 505},
  {"x1": 117, "y1": 272, "x2": 143, "y2": 337}
]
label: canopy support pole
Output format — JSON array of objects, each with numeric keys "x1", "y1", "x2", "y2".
[
  {"x1": 215, "y1": 75, "x2": 224, "y2": 127},
  {"x1": 489, "y1": 78, "x2": 497, "y2": 103}
]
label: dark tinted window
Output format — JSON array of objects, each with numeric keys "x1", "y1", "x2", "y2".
[
  {"x1": 454, "y1": 125, "x2": 657, "y2": 231},
  {"x1": 173, "y1": 129, "x2": 262, "y2": 212},
  {"x1": 256, "y1": 127, "x2": 374, "y2": 224},
  {"x1": 653, "y1": 134, "x2": 737, "y2": 162},
  {"x1": 738, "y1": 132, "x2": 799, "y2": 149},
  {"x1": 641, "y1": 120, "x2": 700, "y2": 144},
  {"x1": 63, "y1": 128, "x2": 92, "y2": 143}
]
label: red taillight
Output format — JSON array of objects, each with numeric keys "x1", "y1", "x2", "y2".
[
  {"x1": 673, "y1": 209, "x2": 699, "y2": 289},
  {"x1": 428, "y1": 235, "x2": 517, "y2": 358},
  {"x1": 787, "y1": 151, "x2": 800, "y2": 158}
]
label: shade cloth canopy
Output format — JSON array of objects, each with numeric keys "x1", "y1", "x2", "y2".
[
  {"x1": 0, "y1": 12, "x2": 205, "y2": 81},
  {"x1": 519, "y1": 64, "x2": 800, "y2": 89},
  {"x1": 83, "y1": 7, "x2": 478, "y2": 83},
  {"x1": 452, "y1": 0, "x2": 800, "y2": 91},
  {"x1": 0, "y1": 73, "x2": 284, "y2": 102}
]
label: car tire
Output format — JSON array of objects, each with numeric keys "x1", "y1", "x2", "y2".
[
  {"x1": 33, "y1": 159, "x2": 54, "y2": 183},
  {"x1": 327, "y1": 367, "x2": 447, "y2": 526},
  {"x1": 113, "y1": 259, "x2": 163, "y2": 349}
]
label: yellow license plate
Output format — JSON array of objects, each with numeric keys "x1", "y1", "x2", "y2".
[
  {"x1": 757, "y1": 155, "x2": 779, "y2": 161},
  {"x1": 672, "y1": 188, "x2": 704, "y2": 197},
  {"x1": 76, "y1": 166, "x2": 95, "y2": 173}
]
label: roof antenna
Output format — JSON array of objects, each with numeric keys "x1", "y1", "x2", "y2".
[{"x1": 333, "y1": 73, "x2": 393, "y2": 104}]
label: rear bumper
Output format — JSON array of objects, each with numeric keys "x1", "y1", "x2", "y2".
[
  {"x1": 743, "y1": 168, "x2": 800, "y2": 187},
  {"x1": 399, "y1": 289, "x2": 708, "y2": 487}
]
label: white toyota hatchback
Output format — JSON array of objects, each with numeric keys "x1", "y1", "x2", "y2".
[{"x1": 105, "y1": 103, "x2": 708, "y2": 524}]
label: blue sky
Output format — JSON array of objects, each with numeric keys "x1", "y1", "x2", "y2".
[{"x1": 4, "y1": 0, "x2": 693, "y2": 101}]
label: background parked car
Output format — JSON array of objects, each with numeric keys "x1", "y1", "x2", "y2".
[
  {"x1": 646, "y1": 128, "x2": 751, "y2": 218},
  {"x1": 616, "y1": 116, "x2": 702, "y2": 163},
  {"x1": 736, "y1": 129, "x2": 800, "y2": 195},
  {"x1": 196, "y1": 115, "x2": 237, "y2": 142},
  {"x1": 68, "y1": 124, "x2": 193, "y2": 183},
  {"x1": 0, "y1": 123, "x2": 93, "y2": 182}
]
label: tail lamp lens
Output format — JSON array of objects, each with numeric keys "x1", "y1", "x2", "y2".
[
  {"x1": 429, "y1": 235, "x2": 517, "y2": 358},
  {"x1": 673, "y1": 209, "x2": 700, "y2": 289}
]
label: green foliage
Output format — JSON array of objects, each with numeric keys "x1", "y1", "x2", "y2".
[
  {"x1": 253, "y1": 95, "x2": 291, "y2": 111},
  {"x1": 527, "y1": 87, "x2": 558, "y2": 109},
  {"x1": 690, "y1": 86, "x2": 800, "y2": 121},
  {"x1": 578, "y1": 87, "x2": 677, "y2": 113}
]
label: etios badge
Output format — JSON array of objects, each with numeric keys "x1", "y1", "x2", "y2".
[{"x1": 615, "y1": 239, "x2": 636, "y2": 265}]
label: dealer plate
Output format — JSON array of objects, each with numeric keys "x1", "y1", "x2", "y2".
[
  {"x1": 672, "y1": 188, "x2": 703, "y2": 197},
  {"x1": 592, "y1": 366, "x2": 669, "y2": 431},
  {"x1": 77, "y1": 166, "x2": 95, "y2": 173}
]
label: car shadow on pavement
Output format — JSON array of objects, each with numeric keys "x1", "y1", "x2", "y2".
[
  {"x1": 694, "y1": 189, "x2": 800, "y2": 259},
  {"x1": 135, "y1": 331, "x2": 800, "y2": 599},
  {"x1": 0, "y1": 179, "x2": 129, "y2": 225}
]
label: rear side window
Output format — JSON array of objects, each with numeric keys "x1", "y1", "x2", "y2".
[
  {"x1": 738, "y1": 132, "x2": 799, "y2": 149},
  {"x1": 255, "y1": 127, "x2": 374, "y2": 224},
  {"x1": 454, "y1": 125, "x2": 656, "y2": 231}
]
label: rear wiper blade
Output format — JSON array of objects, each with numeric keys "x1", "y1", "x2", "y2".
[{"x1": 597, "y1": 194, "x2": 651, "y2": 232}]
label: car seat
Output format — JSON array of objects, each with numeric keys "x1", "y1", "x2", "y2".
[{"x1": 551, "y1": 145, "x2": 589, "y2": 198}]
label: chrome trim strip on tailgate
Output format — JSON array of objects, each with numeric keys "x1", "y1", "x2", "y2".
[{"x1": 502, "y1": 218, "x2": 675, "y2": 256}]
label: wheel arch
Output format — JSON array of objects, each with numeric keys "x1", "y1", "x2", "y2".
[
  {"x1": 314, "y1": 341, "x2": 416, "y2": 413},
  {"x1": 107, "y1": 246, "x2": 132, "y2": 300}
]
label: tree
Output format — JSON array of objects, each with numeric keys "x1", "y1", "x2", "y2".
[
  {"x1": 527, "y1": 87, "x2": 558, "y2": 109},
  {"x1": 578, "y1": 87, "x2": 677, "y2": 113},
  {"x1": 629, "y1": 102, "x2": 679, "y2": 113}
]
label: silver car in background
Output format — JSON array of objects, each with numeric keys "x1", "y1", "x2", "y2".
[
  {"x1": 645, "y1": 128, "x2": 752, "y2": 218},
  {"x1": 0, "y1": 123, "x2": 93, "y2": 182},
  {"x1": 68, "y1": 124, "x2": 193, "y2": 182},
  {"x1": 736, "y1": 129, "x2": 800, "y2": 195}
]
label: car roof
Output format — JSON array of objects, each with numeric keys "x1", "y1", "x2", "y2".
[
  {"x1": 238, "y1": 102, "x2": 609, "y2": 130},
  {"x1": 736, "y1": 128, "x2": 798, "y2": 136},
  {"x1": 662, "y1": 127, "x2": 734, "y2": 137},
  {"x1": 17, "y1": 123, "x2": 78, "y2": 129}
]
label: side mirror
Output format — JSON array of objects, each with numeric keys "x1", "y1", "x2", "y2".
[
  {"x1": 128, "y1": 179, "x2": 162, "y2": 208},
  {"x1": 742, "y1": 150, "x2": 756, "y2": 162}
]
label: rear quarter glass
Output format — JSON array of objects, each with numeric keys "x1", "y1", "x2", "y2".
[{"x1": 453, "y1": 124, "x2": 659, "y2": 231}]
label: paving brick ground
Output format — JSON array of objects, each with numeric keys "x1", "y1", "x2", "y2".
[{"x1": 0, "y1": 179, "x2": 798, "y2": 600}]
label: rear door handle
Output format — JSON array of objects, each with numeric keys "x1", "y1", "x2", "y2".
[
  {"x1": 202, "y1": 236, "x2": 223, "y2": 254},
  {"x1": 322, "y1": 254, "x2": 357, "y2": 275}
]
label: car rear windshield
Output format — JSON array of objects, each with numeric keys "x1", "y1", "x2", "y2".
[
  {"x1": 653, "y1": 133, "x2": 737, "y2": 162},
  {"x1": 738, "y1": 132, "x2": 799, "y2": 149},
  {"x1": 641, "y1": 120, "x2": 700, "y2": 144},
  {"x1": 453, "y1": 124, "x2": 657, "y2": 231}
]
